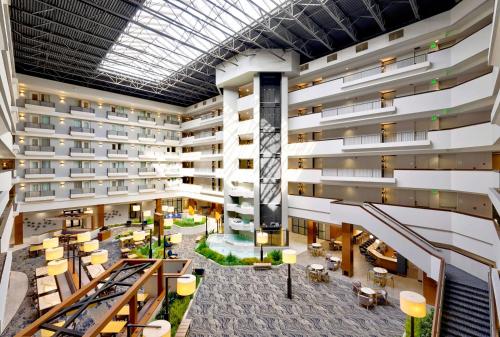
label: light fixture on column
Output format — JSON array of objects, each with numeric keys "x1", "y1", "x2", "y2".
[
  {"x1": 47, "y1": 259, "x2": 68, "y2": 276},
  {"x1": 400, "y1": 291, "x2": 426, "y2": 337},
  {"x1": 45, "y1": 246, "x2": 64, "y2": 261},
  {"x1": 90, "y1": 249, "x2": 108, "y2": 265},
  {"x1": 282, "y1": 249, "x2": 296, "y2": 299},
  {"x1": 256, "y1": 231, "x2": 268, "y2": 262},
  {"x1": 43, "y1": 237, "x2": 59, "y2": 249}
]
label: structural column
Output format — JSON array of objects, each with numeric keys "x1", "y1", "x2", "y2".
[
  {"x1": 307, "y1": 220, "x2": 316, "y2": 244},
  {"x1": 96, "y1": 205, "x2": 104, "y2": 229},
  {"x1": 14, "y1": 213, "x2": 23, "y2": 245},
  {"x1": 423, "y1": 272, "x2": 437, "y2": 304},
  {"x1": 341, "y1": 222, "x2": 354, "y2": 277}
]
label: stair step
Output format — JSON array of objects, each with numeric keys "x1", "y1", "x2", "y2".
[
  {"x1": 445, "y1": 287, "x2": 489, "y2": 305},
  {"x1": 443, "y1": 300, "x2": 490, "y2": 319},
  {"x1": 444, "y1": 292, "x2": 490, "y2": 311},
  {"x1": 446, "y1": 285, "x2": 489, "y2": 303},
  {"x1": 442, "y1": 312, "x2": 490, "y2": 332},
  {"x1": 441, "y1": 320, "x2": 489, "y2": 337},
  {"x1": 446, "y1": 280, "x2": 489, "y2": 295}
]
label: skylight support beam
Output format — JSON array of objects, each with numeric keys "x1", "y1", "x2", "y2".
[
  {"x1": 361, "y1": 0, "x2": 385, "y2": 31},
  {"x1": 316, "y1": 0, "x2": 357, "y2": 42},
  {"x1": 77, "y1": 0, "x2": 239, "y2": 66},
  {"x1": 222, "y1": 0, "x2": 313, "y2": 58},
  {"x1": 408, "y1": 0, "x2": 420, "y2": 19},
  {"x1": 268, "y1": 0, "x2": 334, "y2": 50}
]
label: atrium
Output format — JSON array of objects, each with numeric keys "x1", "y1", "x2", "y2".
[{"x1": 0, "y1": 0, "x2": 499, "y2": 336}]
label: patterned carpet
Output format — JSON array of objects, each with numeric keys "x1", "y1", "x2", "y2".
[{"x1": 1, "y1": 229, "x2": 405, "y2": 337}]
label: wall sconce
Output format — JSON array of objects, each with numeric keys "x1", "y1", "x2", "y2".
[
  {"x1": 98, "y1": 161, "x2": 103, "y2": 166},
  {"x1": 131, "y1": 179, "x2": 135, "y2": 184},
  {"x1": 20, "y1": 183, "x2": 25, "y2": 190},
  {"x1": 98, "y1": 103, "x2": 103, "y2": 108},
  {"x1": 98, "y1": 142, "x2": 103, "y2": 147},
  {"x1": 59, "y1": 118, "x2": 64, "y2": 125},
  {"x1": 59, "y1": 139, "x2": 64, "y2": 146},
  {"x1": 131, "y1": 126, "x2": 135, "y2": 130},
  {"x1": 19, "y1": 137, "x2": 24, "y2": 144},
  {"x1": 59, "y1": 161, "x2": 65, "y2": 167},
  {"x1": 19, "y1": 160, "x2": 25, "y2": 166},
  {"x1": 131, "y1": 144, "x2": 135, "y2": 148},
  {"x1": 98, "y1": 180, "x2": 103, "y2": 185},
  {"x1": 19, "y1": 91, "x2": 25, "y2": 97},
  {"x1": 60, "y1": 182, "x2": 65, "y2": 187},
  {"x1": 130, "y1": 162, "x2": 134, "y2": 166},
  {"x1": 130, "y1": 108, "x2": 134, "y2": 114},
  {"x1": 19, "y1": 113, "x2": 25, "y2": 120},
  {"x1": 98, "y1": 122, "x2": 103, "y2": 128}
]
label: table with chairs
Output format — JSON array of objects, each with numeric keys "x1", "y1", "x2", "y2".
[
  {"x1": 309, "y1": 242, "x2": 325, "y2": 257},
  {"x1": 306, "y1": 263, "x2": 330, "y2": 283},
  {"x1": 352, "y1": 279, "x2": 389, "y2": 309},
  {"x1": 326, "y1": 255, "x2": 341, "y2": 271}
]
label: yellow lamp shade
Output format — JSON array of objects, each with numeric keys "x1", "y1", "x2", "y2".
[
  {"x1": 256, "y1": 232, "x2": 268, "y2": 245},
  {"x1": 165, "y1": 218, "x2": 173, "y2": 227},
  {"x1": 143, "y1": 320, "x2": 171, "y2": 337},
  {"x1": 170, "y1": 233, "x2": 182, "y2": 244},
  {"x1": 167, "y1": 206, "x2": 175, "y2": 213},
  {"x1": 400, "y1": 291, "x2": 427, "y2": 318},
  {"x1": 215, "y1": 211, "x2": 221, "y2": 221},
  {"x1": 43, "y1": 237, "x2": 59, "y2": 249},
  {"x1": 45, "y1": 246, "x2": 64, "y2": 261},
  {"x1": 188, "y1": 205, "x2": 194, "y2": 215},
  {"x1": 143, "y1": 210, "x2": 151, "y2": 218},
  {"x1": 91, "y1": 250, "x2": 108, "y2": 265},
  {"x1": 82, "y1": 239, "x2": 99, "y2": 253},
  {"x1": 282, "y1": 249, "x2": 297, "y2": 264},
  {"x1": 47, "y1": 259, "x2": 68, "y2": 276},
  {"x1": 132, "y1": 204, "x2": 141, "y2": 212},
  {"x1": 133, "y1": 230, "x2": 146, "y2": 242},
  {"x1": 176, "y1": 274, "x2": 196, "y2": 296},
  {"x1": 76, "y1": 232, "x2": 91, "y2": 243},
  {"x1": 162, "y1": 205, "x2": 169, "y2": 212}
]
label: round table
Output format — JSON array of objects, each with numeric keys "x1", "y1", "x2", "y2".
[
  {"x1": 310, "y1": 263, "x2": 324, "y2": 271},
  {"x1": 360, "y1": 287, "x2": 376, "y2": 296},
  {"x1": 373, "y1": 267, "x2": 388, "y2": 275},
  {"x1": 330, "y1": 256, "x2": 341, "y2": 262},
  {"x1": 311, "y1": 243, "x2": 322, "y2": 248}
]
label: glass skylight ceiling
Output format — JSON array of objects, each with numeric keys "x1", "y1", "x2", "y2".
[{"x1": 98, "y1": 0, "x2": 287, "y2": 84}]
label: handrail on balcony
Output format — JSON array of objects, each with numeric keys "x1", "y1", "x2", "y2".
[
  {"x1": 138, "y1": 184, "x2": 155, "y2": 190},
  {"x1": 322, "y1": 168, "x2": 382, "y2": 178},
  {"x1": 107, "y1": 130, "x2": 128, "y2": 136},
  {"x1": 70, "y1": 188, "x2": 95, "y2": 194},
  {"x1": 70, "y1": 147, "x2": 95, "y2": 153},
  {"x1": 108, "y1": 186, "x2": 128, "y2": 192},
  {"x1": 321, "y1": 99, "x2": 393, "y2": 118},
  {"x1": 70, "y1": 106, "x2": 95, "y2": 113},
  {"x1": 70, "y1": 168, "x2": 95, "y2": 174},
  {"x1": 25, "y1": 190, "x2": 55, "y2": 198},
  {"x1": 194, "y1": 132, "x2": 215, "y2": 139},
  {"x1": 24, "y1": 122, "x2": 55, "y2": 130},
  {"x1": 25, "y1": 168, "x2": 55, "y2": 174},
  {"x1": 138, "y1": 116, "x2": 156, "y2": 122},
  {"x1": 107, "y1": 149, "x2": 128, "y2": 155},
  {"x1": 25, "y1": 99, "x2": 55, "y2": 107},
  {"x1": 107, "y1": 111, "x2": 128, "y2": 118},
  {"x1": 25, "y1": 145, "x2": 55, "y2": 152},
  {"x1": 70, "y1": 126, "x2": 95, "y2": 133},
  {"x1": 343, "y1": 130, "x2": 427, "y2": 145},
  {"x1": 107, "y1": 168, "x2": 127, "y2": 173},
  {"x1": 138, "y1": 167, "x2": 156, "y2": 172}
]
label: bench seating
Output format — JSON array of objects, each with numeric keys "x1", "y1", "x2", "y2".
[
  {"x1": 253, "y1": 262, "x2": 272, "y2": 270},
  {"x1": 175, "y1": 318, "x2": 191, "y2": 337}
]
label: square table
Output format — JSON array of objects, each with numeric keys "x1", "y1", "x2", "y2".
[
  {"x1": 101, "y1": 320, "x2": 127, "y2": 334},
  {"x1": 37, "y1": 275, "x2": 58, "y2": 295},
  {"x1": 35, "y1": 266, "x2": 48, "y2": 278},
  {"x1": 116, "y1": 305, "x2": 129, "y2": 317},
  {"x1": 38, "y1": 292, "x2": 61, "y2": 312},
  {"x1": 87, "y1": 264, "x2": 105, "y2": 279},
  {"x1": 310, "y1": 264, "x2": 324, "y2": 271},
  {"x1": 137, "y1": 293, "x2": 149, "y2": 302}
]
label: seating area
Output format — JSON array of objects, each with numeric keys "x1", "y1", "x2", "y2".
[{"x1": 352, "y1": 280, "x2": 389, "y2": 309}]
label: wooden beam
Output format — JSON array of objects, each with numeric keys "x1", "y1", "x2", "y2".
[
  {"x1": 306, "y1": 220, "x2": 316, "y2": 244},
  {"x1": 14, "y1": 212, "x2": 23, "y2": 245},
  {"x1": 341, "y1": 222, "x2": 354, "y2": 277},
  {"x1": 97, "y1": 205, "x2": 104, "y2": 229}
]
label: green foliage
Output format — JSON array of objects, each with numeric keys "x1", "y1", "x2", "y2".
[
  {"x1": 195, "y1": 237, "x2": 281, "y2": 266},
  {"x1": 268, "y1": 249, "x2": 283, "y2": 264},
  {"x1": 114, "y1": 230, "x2": 133, "y2": 239},
  {"x1": 174, "y1": 217, "x2": 206, "y2": 227},
  {"x1": 146, "y1": 217, "x2": 153, "y2": 224},
  {"x1": 405, "y1": 309, "x2": 433, "y2": 337}
]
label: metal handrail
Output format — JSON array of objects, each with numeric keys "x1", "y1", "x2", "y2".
[
  {"x1": 70, "y1": 126, "x2": 95, "y2": 133},
  {"x1": 322, "y1": 168, "x2": 382, "y2": 178},
  {"x1": 138, "y1": 167, "x2": 156, "y2": 173},
  {"x1": 25, "y1": 190, "x2": 55, "y2": 197},
  {"x1": 107, "y1": 168, "x2": 127, "y2": 173},
  {"x1": 138, "y1": 116, "x2": 156, "y2": 122},
  {"x1": 25, "y1": 168, "x2": 54, "y2": 174},
  {"x1": 138, "y1": 133, "x2": 155, "y2": 139},
  {"x1": 107, "y1": 111, "x2": 128, "y2": 118},
  {"x1": 138, "y1": 184, "x2": 155, "y2": 190},
  {"x1": 107, "y1": 130, "x2": 128, "y2": 136},
  {"x1": 25, "y1": 145, "x2": 55, "y2": 152},
  {"x1": 25, "y1": 99, "x2": 55, "y2": 107},
  {"x1": 108, "y1": 186, "x2": 128, "y2": 192},
  {"x1": 70, "y1": 106, "x2": 95, "y2": 113},
  {"x1": 107, "y1": 149, "x2": 128, "y2": 155},
  {"x1": 321, "y1": 99, "x2": 393, "y2": 118},
  {"x1": 343, "y1": 130, "x2": 427, "y2": 145},
  {"x1": 24, "y1": 122, "x2": 55, "y2": 130},
  {"x1": 70, "y1": 148, "x2": 95, "y2": 153},
  {"x1": 70, "y1": 168, "x2": 95, "y2": 174},
  {"x1": 70, "y1": 188, "x2": 95, "y2": 194}
]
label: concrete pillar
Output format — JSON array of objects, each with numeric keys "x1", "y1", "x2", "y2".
[
  {"x1": 423, "y1": 272, "x2": 437, "y2": 305},
  {"x1": 97, "y1": 205, "x2": 104, "y2": 228},
  {"x1": 307, "y1": 220, "x2": 316, "y2": 244},
  {"x1": 341, "y1": 222, "x2": 354, "y2": 277}
]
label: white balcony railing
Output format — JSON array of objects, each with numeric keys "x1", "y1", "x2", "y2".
[
  {"x1": 322, "y1": 168, "x2": 382, "y2": 178},
  {"x1": 343, "y1": 130, "x2": 427, "y2": 146},
  {"x1": 321, "y1": 99, "x2": 393, "y2": 118}
]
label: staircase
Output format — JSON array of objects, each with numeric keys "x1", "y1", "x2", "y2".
[{"x1": 440, "y1": 265, "x2": 491, "y2": 337}]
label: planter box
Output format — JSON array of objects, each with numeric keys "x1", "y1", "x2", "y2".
[{"x1": 98, "y1": 230, "x2": 111, "y2": 241}]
